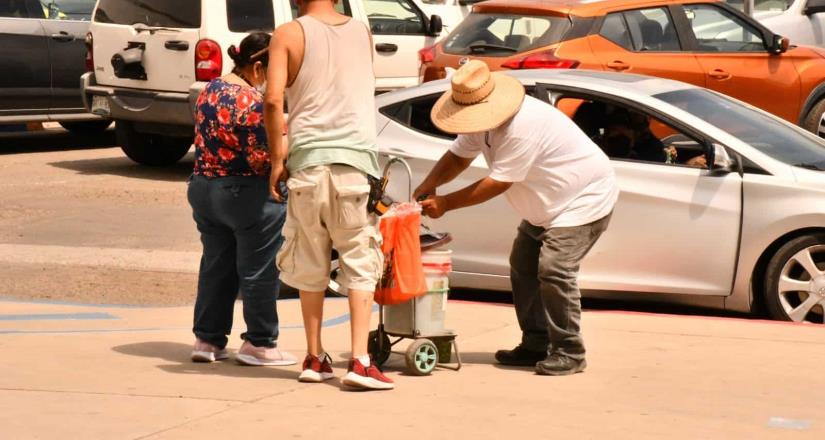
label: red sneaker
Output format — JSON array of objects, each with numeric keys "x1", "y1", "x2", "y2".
[
  {"x1": 298, "y1": 353, "x2": 335, "y2": 383},
  {"x1": 342, "y1": 358, "x2": 394, "y2": 390}
]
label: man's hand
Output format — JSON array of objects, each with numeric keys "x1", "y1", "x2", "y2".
[
  {"x1": 270, "y1": 163, "x2": 288, "y2": 202},
  {"x1": 413, "y1": 184, "x2": 436, "y2": 202},
  {"x1": 687, "y1": 155, "x2": 708, "y2": 168},
  {"x1": 420, "y1": 196, "x2": 449, "y2": 219}
]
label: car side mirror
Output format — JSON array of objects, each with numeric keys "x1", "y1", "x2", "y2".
[
  {"x1": 710, "y1": 143, "x2": 735, "y2": 175},
  {"x1": 427, "y1": 15, "x2": 443, "y2": 37},
  {"x1": 769, "y1": 34, "x2": 790, "y2": 54},
  {"x1": 805, "y1": 0, "x2": 825, "y2": 15}
]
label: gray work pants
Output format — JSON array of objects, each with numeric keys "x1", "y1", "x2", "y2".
[{"x1": 509, "y1": 214, "x2": 611, "y2": 361}]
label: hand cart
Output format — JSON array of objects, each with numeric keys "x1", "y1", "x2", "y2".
[{"x1": 367, "y1": 156, "x2": 462, "y2": 376}]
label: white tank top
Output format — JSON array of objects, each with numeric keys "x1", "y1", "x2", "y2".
[{"x1": 285, "y1": 15, "x2": 379, "y2": 176}]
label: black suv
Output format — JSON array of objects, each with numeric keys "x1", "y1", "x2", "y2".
[{"x1": 0, "y1": 0, "x2": 110, "y2": 133}]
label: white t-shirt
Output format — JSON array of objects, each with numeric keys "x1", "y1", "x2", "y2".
[{"x1": 450, "y1": 96, "x2": 619, "y2": 229}]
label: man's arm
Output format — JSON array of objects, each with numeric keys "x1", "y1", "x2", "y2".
[
  {"x1": 420, "y1": 177, "x2": 512, "y2": 219},
  {"x1": 412, "y1": 151, "x2": 475, "y2": 201},
  {"x1": 263, "y1": 24, "x2": 297, "y2": 201}
]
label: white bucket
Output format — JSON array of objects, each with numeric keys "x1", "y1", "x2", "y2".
[{"x1": 384, "y1": 249, "x2": 452, "y2": 335}]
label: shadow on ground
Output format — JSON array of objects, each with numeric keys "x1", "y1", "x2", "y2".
[
  {"x1": 49, "y1": 153, "x2": 195, "y2": 182},
  {"x1": 112, "y1": 341, "x2": 299, "y2": 381},
  {"x1": 0, "y1": 128, "x2": 117, "y2": 154}
]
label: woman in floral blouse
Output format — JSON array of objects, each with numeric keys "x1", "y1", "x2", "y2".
[{"x1": 187, "y1": 32, "x2": 295, "y2": 367}]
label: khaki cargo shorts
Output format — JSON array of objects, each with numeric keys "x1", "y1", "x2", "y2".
[{"x1": 277, "y1": 165, "x2": 383, "y2": 293}]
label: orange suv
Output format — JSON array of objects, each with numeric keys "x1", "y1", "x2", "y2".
[{"x1": 420, "y1": 0, "x2": 825, "y2": 136}]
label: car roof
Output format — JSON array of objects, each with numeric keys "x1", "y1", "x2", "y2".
[
  {"x1": 388, "y1": 70, "x2": 697, "y2": 104},
  {"x1": 473, "y1": 0, "x2": 721, "y2": 17}
]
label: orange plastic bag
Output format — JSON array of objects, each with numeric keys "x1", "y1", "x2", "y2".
[{"x1": 375, "y1": 204, "x2": 427, "y2": 306}]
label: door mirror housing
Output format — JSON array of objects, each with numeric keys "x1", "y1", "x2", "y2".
[
  {"x1": 769, "y1": 34, "x2": 790, "y2": 54},
  {"x1": 805, "y1": 0, "x2": 825, "y2": 15},
  {"x1": 710, "y1": 143, "x2": 736, "y2": 175},
  {"x1": 427, "y1": 15, "x2": 443, "y2": 37}
]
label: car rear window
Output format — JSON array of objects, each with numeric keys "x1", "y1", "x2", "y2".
[
  {"x1": 94, "y1": 0, "x2": 201, "y2": 28},
  {"x1": 227, "y1": 0, "x2": 275, "y2": 32},
  {"x1": 442, "y1": 13, "x2": 572, "y2": 56}
]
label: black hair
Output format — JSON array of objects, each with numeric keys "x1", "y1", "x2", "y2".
[{"x1": 227, "y1": 32, "x2": 271, "y2": 69}]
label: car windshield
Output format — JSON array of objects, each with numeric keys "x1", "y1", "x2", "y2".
[
  {"x1": 442, "y1": 13, "x2": 571, "y2": 56},
  {"x1": 94, "y1": 0, "x2": 201, "y2": 28},
  {"x1": 656, "y1": 88, "x2": 825, "y2": 170}
]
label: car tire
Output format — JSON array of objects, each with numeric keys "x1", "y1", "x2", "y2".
[
  {"x1": 763, "y1": 234, "x2": 825, "y2": 323},
  {"x1": 802, "y1": 98, "x2": 825, "y2": 138},
  {"x1": 59, "y1": 120, "x2": 112, "y2": 134},
  {"x1": 116, "y1": 121, "x2": 191, "y2": 166}
]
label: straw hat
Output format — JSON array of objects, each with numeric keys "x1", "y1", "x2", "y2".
[{"x1": 431, "y1": 60, "x2": 525, "y2": 134}]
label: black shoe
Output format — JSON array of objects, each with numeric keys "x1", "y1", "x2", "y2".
[
  {"x1": 494, "y1": 345, "x2": 547, "y2": 366},
  {"x1": 535, "y1": 353, "x2": 587, "y2": 376}
]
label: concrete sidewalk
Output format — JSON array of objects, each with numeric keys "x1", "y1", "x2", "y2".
[{"x1": 0, "y1": 297, "x2": 823, "y2": 439}]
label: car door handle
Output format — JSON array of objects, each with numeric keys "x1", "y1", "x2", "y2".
[
  {"x1": 376, "y1": 43, "x2": 398, "y2": 53},
  {"x1": 606, "y1": 61, "x2": 630, "y2": 71},
  {"x1": 165, "y1": 40, "x2": 190, "y2": 51},
  {"x1": 709, "y1": 69, "x2": 732, "y2": 80},
  {"x1": 50, "y1": 32, "x2": 74, "y2": 43}
]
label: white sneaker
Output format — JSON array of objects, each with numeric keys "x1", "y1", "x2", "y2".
[
  {"x1": 191, "y1": 339, "x2": 229, "y2": 363},
  {"x1": 236, "y1": 340, "x2": 297, "y2": 366}
]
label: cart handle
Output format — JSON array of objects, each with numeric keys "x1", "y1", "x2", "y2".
[{"x1": 382, "y1": 156, "x2": 414, "y2": 202}]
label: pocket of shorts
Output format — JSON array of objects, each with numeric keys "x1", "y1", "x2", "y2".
[
  {"x1": 276, "y1": 226, "x2": 297, "y2": 274},
  {"x1": 286, "y1": 177, "x2": 318, "y2": 226},
  {"x1": 335, "y1": 184, "x2": 371, "y2": 229}
]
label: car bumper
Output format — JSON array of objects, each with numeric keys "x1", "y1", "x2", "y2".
[{"x1": 81, "y1": 73, "x2": 204, "y2": 127}]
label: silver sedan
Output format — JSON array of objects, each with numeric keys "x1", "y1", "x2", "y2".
[{"x1": 372, "y1": 70, "x2": 825, "y2": 324}]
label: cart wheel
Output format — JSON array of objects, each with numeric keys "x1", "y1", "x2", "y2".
[
  {"x1": 405, "y1": 339, "x2": 438, "y2": 376},
  {"x1": 368, "y1": 330, "x2": 391, "y2": 366}
]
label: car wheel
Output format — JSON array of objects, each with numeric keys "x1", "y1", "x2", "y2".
[
  {"x1": 116, "y1": 121, "x2": 191, "y2": 166},
  {"x1": 764, "y1": 234, "x2": 825, "y2": 323},
  {"x1": 802, "y1": 98, "x2": 825, "y2": 138},
  {"x1": 59, "y1": 120, "x2": 112, "y2": 134}
]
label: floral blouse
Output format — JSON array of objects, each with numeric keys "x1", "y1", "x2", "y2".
[{"x1": 193, "y1": 78, "x2": 270, "y2": 178}]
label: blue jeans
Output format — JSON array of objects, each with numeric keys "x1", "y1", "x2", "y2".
[{"x1": 187, "y1": 174, "x2": 286, "y2": 349}]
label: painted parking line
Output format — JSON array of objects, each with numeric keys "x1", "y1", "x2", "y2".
[{"x1": 0, "y1": 312, "x2": 118, "y2": 321}]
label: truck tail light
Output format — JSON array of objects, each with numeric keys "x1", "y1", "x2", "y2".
[
  {"x1": 195, "y1": 39, "x2": 222, "y2": 82},
  {"x1": 85, "y1": 32, "x2": 94, "y2": 72},
  {"x1": 500, "y1": 49, "x2": 579, "y2": 70}
]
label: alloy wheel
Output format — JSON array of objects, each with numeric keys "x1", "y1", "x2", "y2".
[{"x1": 777, "y1": 244, "x2": 825, "y2": 323}]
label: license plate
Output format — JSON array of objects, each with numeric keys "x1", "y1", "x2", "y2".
[{"x1": 91, "y1": 95, "x2": 111, "y2": 116}]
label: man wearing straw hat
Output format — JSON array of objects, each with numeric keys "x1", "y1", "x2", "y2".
[{"x1": 413, "y1": 61, "x2": 619, "y2": 376}]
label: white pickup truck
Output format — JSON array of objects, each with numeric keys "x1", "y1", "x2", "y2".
[{"x1": 81, "y1": 0, "x2": 448, "y2": 165}]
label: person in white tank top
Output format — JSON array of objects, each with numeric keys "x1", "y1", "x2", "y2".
[{"x1": 263, "y1": 0, "x2": 394, "y2": 391}]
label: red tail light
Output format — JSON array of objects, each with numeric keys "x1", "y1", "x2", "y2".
[
  {"x1": 419, "y1": 45, "x2": 436, "y2": 64},
  {"x1": 195, "y1": 39, "x2": 222, "y2": 82},
  {"x1": 85, "y1": 32, "x2": 94, "y2": 72},
  {"x1": 501, "y1": 50, "x2": 579, "y2": 70}
]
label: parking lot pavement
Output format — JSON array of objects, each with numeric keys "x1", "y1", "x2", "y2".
[{"x1": 0, "y1": 297, "x2": 823, "y2": 439}]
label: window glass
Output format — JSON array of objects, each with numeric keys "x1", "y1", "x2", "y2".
[
  {"x1": 443, "y1": 13, "x2": 572, "y2": 56},
  {"x1": 725, "y1": 0, "x2": 793, "y2": 13},
  {"x1": 227, "y1": 0, "x2": 274, "y2": 32},
  {"x1": 685, "y1": 4, "x2": 765, "y2": 52},
  {"x1": 599, "y1": 13, "x2": 633, "y2": 50},
  {"x1": 623, "y1": 8, "x2": 681, "y2": 51},
  {"x1": 656, "y1": 88, "x2": 825, "y2": 170},
  {"x1": 562, "y1": 97, "x2": 709, "y2": 168},
  {"x1": 363, "y1": 0, "x2": 426, "y2": 35},
  {"x1": 380, "y1": 94, "x2": 456, "y2": 140},
  {"x1": 290, "y1": 0, "x2": 351, "y2": 18},
  {"x1": 0, "y1": 0, "x2": 33, "y2": 18},
  {"x1": 94, "y1": 0, "x2": 201, "y2": 28},
  {"x1": 41, "y1": 0, "x2": 96, "y2": 20}
]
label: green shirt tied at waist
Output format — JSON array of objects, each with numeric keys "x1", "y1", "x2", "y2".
[{"x1": 286, "y1": 144, "x2": 380, "y2": 179}]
